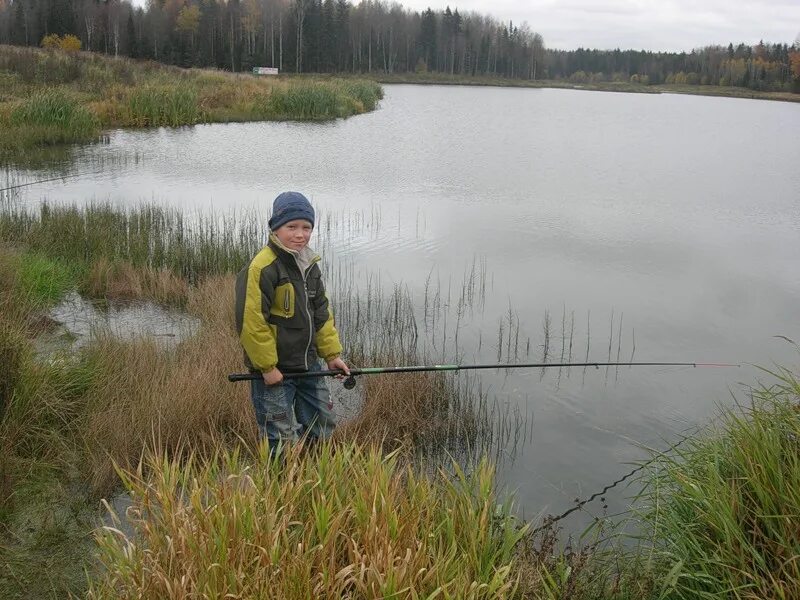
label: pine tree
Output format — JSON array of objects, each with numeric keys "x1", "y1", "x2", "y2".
[
  {"x1": 127, "y1": 11, "x2": 138, "y2": 57},
  {"x1": 48, "y1": 0, "x2": 75, "y2": 36}
]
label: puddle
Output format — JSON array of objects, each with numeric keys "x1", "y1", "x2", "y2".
[{"x1": 34, "y1": 291, "x2": 199, "y2": 357}]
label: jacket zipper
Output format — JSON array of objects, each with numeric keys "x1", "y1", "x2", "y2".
[{"x1": 294, "y1": 256, "x2": 315, "y2": 370}]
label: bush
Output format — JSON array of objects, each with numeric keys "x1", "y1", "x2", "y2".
[
  {"x1": 59, "y1": 35, "x2": 82, "y2": 52},
  {"x1": 40, "y1": 34, "x2": 62, "y2": 50},
  {"x1": 40, "y1": 34, "x2": 82, "y2": 52}
]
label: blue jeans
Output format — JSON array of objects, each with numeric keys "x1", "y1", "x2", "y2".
[{"x1": 250, "y1": 361, "x2": 336, "y2": 450}]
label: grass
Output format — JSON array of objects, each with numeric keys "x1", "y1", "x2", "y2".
[
  {"x1": 636, "y1": 362, "x2": 800, "y2": 599},
  {"x1": 124, "y1": 85, "x2": 204, "y2": 127},
  {"x1": 2, "y1": 88, "x2": 101, "y2": 155},
  {"x1": 262, "y1": 79, "x2": 384, "y2": 120},
  {"x1": 0, "y1": 464, "x2": 96, "y2": 599},
  {"x1": 17, "y1": 252, "x2": 80, "y2": 307},
  {"x1": 88, "y1": 444, "x2": 525, "y2": 599},
  {"x1": 0, "y1": 45, "x2": 383, "y2": 163}
]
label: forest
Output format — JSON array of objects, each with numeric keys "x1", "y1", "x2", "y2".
[{"x1": 1, "y1": 0, "x2": 799, "y2": 92}]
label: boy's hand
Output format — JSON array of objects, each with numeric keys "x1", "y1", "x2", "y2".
[
  {"x1": 263, "y1": 368, "x2": 283, "y2": 386},
  {"x1": 327, "y1": 357, "x2": 350, "y2": 379}
]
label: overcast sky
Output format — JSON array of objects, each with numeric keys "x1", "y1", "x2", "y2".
[{"x1": 398, "y1": 0, "x2": 800, "y2": 51}]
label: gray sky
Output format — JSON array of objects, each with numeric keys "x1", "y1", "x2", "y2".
[{"x1": 396, "y1": 0, "x2": 800, "y2": 51}]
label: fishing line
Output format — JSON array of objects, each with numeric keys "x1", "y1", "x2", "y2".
[
  {"x1": 0, "y1": 169, "x2": 106, "y2": 193},
  {"x1": 528, "y1": 428, "x2": 697, "y2": 535}
]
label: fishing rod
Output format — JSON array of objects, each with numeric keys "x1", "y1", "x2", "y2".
[
  {"x1": 228, "y1": 361, "x2": 740, "y2": 389},
  {"x1": 0, "y1": 170, "x2": 105, "y2": 193}
]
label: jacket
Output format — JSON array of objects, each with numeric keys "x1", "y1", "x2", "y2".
[{"x1": 234, "y1": 234, "x2": 342, "y2": 372}]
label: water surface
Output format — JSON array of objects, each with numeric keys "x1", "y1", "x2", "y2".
[{"x1": 8, "y1": 85, "x2": 800, "y2": 526}]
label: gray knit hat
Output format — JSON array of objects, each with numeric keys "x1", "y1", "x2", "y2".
[{"x1": 268, "y1": 191, "x2": 315, "y2": 230}]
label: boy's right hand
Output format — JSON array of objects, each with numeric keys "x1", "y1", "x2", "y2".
[{"x1": 263, "y1": 368, "x2": 284, "y2": 386}]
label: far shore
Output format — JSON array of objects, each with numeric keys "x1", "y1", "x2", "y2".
[{"x1": 348, "y1": 72, "x2": 800, "y2": 103}]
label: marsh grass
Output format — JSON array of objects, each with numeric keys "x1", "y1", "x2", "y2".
[
  {"x1": 0, "y1": 45, "x2": 382, "y2": 162},
  {"x1": 17, "y1": 251, "x2": 80, "y2": 307},
  {"x1": 262, "y1": 79, "x2": 383, "y2": 120},
  {"x1": 1, "y1": 88, "x2": 100, "y2": 159},
  {"x1": 83, "y1": 258, "x2": 190, "y2": 305},
  {"x1": 125, "y1": 85, "x2": 204, "y2": 127},
  {"x1": 77, "y1": 278, "x2": 255, "y2": 496},
  {"x1": 635, "y1": 361, "x2": 800, "y2": 599},
  {"x1": 89, "y1": 443, "x2": 525, "y2": 599},
  {"x1": 0, "y1": 202, "x2": 264, "y2": 285},
  {"x1": 10, "y1": 89, "x2": 98, "y2": 135},
  {"x1": 0, "y1": 464, "x2": 98, "y2": 599}
]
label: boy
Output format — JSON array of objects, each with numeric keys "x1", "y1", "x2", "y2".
[{"x1": 235, "y1": 191, "x2": 349, "y2": 453}]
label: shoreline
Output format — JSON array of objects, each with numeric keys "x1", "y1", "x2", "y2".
[{"x1": 359, "y1": 72, "x2": 800, "y2": 103}]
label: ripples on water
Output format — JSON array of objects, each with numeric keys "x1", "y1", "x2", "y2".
[{"x1": 5, "y1": 85, "x2": 800, "y2": 527}]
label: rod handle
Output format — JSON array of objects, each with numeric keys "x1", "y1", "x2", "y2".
[
  {"x1": 227, "y1": 369, "x2": 352, "y2": 382},
  {"x1": 228, "y1": 373, "x2": 259, "y2": 382}
]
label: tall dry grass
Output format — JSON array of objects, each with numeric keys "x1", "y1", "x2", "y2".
[
  {"x1": 83, "y1": 258, "x2": 190, "y2": 305},
  {"x1": 89, "y1": 443, "x2": 525, "y2": 599},
  {"x1": 78, "y1": 275, "x2": 254, "y2": 495}
]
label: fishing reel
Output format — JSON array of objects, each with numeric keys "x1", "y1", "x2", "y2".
[{"x1": 343, "y1": 375, "x2": 357, "y2": 390}]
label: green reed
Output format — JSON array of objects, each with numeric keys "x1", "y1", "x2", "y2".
[
  {"x1": 89, "y1": 443, "x2": 525, "y2": 599},
  {"x1": 125, "y1": 85, "x2": 204, "y2": 127},
  {"x1": 1, "y1": 89, "x2": 100, "y2": 158},
  {"x1": 635, "y1": 363, "x2": 800, "y2": 599},
  {"x1": 262, "y1": 79, "x2": 383, "y2": 120},
  {"x1": 0, "y1": 202, "x2": 264, "y2": 282}
]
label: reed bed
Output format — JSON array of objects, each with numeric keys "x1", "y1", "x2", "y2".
[
  {"x1": 124, "y1": 85, "x2": 204, "y2": 127},
  {"x1": 262, "y1": 79, "x2": 383, "y2": 120},
  {"x1": 1, "y1": 88, "x2": 101, "y2": 159},
  {"x1": 0, "y1": 45, "x2": 382, "y2": 163},
  {"x1": 89, "y1": 443, "x2": 525, "y2": 599},
  {"x1": 636, "y1": 363, "x2": 800, "y2": 599},
  {"x1": 0, "y1": 202, "x2": 265, "y2": 287}
]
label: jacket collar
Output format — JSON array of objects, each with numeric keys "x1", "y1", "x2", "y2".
[{"x1": 268, "y1": 232, "x2": 320, "y2": 271}]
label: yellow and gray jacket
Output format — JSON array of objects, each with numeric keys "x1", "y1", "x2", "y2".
[{"x1": 235, "y1": 234, "x2": 342, "y2": 373}]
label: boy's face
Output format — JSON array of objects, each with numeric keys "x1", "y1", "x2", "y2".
[{"x1": 274, "y1": 219, "x2": 313, "y2": 251}]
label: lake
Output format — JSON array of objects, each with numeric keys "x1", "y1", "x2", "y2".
[{"x1": 7, "y1": 84, "x2": 800, "y2": 527}]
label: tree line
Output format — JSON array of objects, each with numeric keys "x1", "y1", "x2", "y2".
[{"x1": 1, "y1": 0, "x2": 798, "y2": 91}]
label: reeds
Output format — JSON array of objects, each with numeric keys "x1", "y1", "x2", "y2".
[
  {"x1": 0, "y1": 202, "x2": 264, "y2": 286},
  {"x1": 89, "y1": 443, "x2": 525, "y2": 599},
  {"x1": 124, "y1": 85, "x2": 204, "y2": 127},
  {"x1": 10, "y1": 89, "x2": 98, "y2": 134},
  {"x1": 636, "y1": 364, "x2": 800, "y2": 598},
  {"x1": 260, "y1": 79, "x2": 383, "y2": 120},
  {"x1": 1, "y1": 88, "x2": 100, "y2": 158}
]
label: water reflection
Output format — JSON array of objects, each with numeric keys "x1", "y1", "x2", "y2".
[{"x1": 34, "y1": 291, "x2": 199, "y2": 358}]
